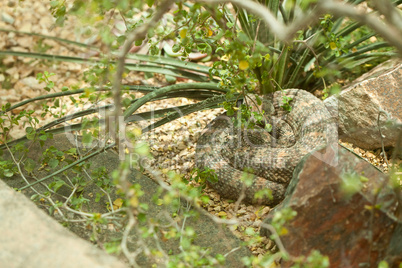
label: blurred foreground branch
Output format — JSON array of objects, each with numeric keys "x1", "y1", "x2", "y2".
[{"x1": 199, "y1": 0, "x2": 402, "y2": 55}]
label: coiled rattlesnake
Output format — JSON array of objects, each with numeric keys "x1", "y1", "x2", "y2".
[{"x1": 196, "y1": 89, "x2": 337, "y2": 205}]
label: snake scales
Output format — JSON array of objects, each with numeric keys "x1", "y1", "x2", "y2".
[{"x1": 196, "y1": 89, "x2": 337, "y2": 206}]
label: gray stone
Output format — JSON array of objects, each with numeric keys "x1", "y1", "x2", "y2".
[
  {"x1": 1, "y1": 12, "x2": 15, "y2": 24},
  {"x1": 324, "y1": 59, "x2": 402, "y2": 149},
  {"x1": 0, "y1": 179, "x2": 128, "y2": 268}
]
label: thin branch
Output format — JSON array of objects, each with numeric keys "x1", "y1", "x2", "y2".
[
  {"x1": 259, "y1": 221, "x2": 290, "y2": 259},
  {"x1": 199, "y1": 0, "x2": 288, "y2": 39},
  {"x1": 120, "y1": 210, "x2": 139, "y2": 267},
  {"x1": 371, "y1": 0, "x2": 402, "y2": 30},
  {"x1": 377, "y1": 109, "x2": 390, "y2": 169},
  {"x1": 319, "y1": 0, "x2": 402, "y2": 55}
]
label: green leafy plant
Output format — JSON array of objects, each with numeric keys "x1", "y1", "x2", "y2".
[{"x1": 218, "y1": 0, "x2": 399, "y2": 95}]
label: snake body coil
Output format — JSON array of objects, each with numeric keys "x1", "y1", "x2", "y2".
[{"x1": 196, "y1": 89, "x2": 337, "y2": 205}]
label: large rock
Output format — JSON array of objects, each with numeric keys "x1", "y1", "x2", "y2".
[
  {"x1": 260, "y1": 144, "x2": 401, "y2": 267},
  {"x1": 0, "y1": 179, "x2": 128, "y2": 268},
  {"x1": 324, "y1": 59, "x2": 402, "y2": 149},
  {"x1": 0, "y1": 133, "x2": 250, "y2": 267}
]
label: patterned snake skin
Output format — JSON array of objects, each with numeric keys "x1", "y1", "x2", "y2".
[{"x1": 196, "y1": 89, "x2": 337, "y2": 206}]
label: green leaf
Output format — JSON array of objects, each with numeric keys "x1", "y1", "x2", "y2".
[
  {"x1": 24, "y1": 158, "x2": 36, "y2": 173},
  {"x1": 197, "y1": 43, "x2": 212, "y2": 54},
  {"x1": 51, "y1": 180, "x2": 65, "y2": 192},
  {"x1": 138, "y1": 213, "x2": 147, "y2": 222},
  {"x1": 36, "y1": 72, "x2": 43, "y2": 81},
  {"x1": 146, "y1": 0, "x2": 154, "y2": 7},
  {"x1": 241, "y1": 171, "x2": 254, "y2": 187},
  {"x1": 49, "y1": 205, "x2": 55, "y2": 215},
  {"x1": 359, "y1": 176, "x2": 369, "y2": 183},
  {"x1": 340, "y1": 173, "x2": 363, "y2": 199},
  {"x1": 255, "y1": 95, "x2": 262, "y2": 105},
  {"x1": 200, "y1": 195, "x2": 210, "y2": 204},
  {"x1": 82, "y1": 132, "x2": 93, "y2": 145},
  {"x1": 54, "y1": 98, "x2": 60, "y2": 107},
  {"x1": 134, "y1": 39, "x2": 143, "y2": 46},
  {"x1": 25, "y1": 127, "x2": 34, "y2": 134},
  {"x1": 265, "y1": 124, "x2": 272, "y2": 132},
  {"x1": 48, "y1": 158, "x2": 59, "y2": 169},
  {"x1": 4, "y1": 102, "x2": 11, "y2": 110},
  {"x1": 135, "y1": 142, "x2": 149, "y2": 156},
  {"x1": 3, "y1": 169, "x2": 14, "y2": 177},
  {"x1": 245, "y1": 227, "x2": 255, "y2": 235},
  {"x1": 66, "y1": 148, "x2": 77, "y2": 155},
  {"x1": 30, "y1": 194, "x2": 40, "y2": 201},
  {"x1": 378, "y1": 260, "x2": 389, "y2": 268},
  {"x1": 226, "y1": 22, "x2": 234, "y2": 28}
]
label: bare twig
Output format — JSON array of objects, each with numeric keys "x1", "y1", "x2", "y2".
[
  {"x1": 377, "y1": 109, "x2": 390, "y2": 169},
  {"x1": 120, "y1": 210, "x2": 139, "y2": 267},
  {"x1": 319, "y1": 0, "x2": 402, "y2": 55},
  {"x1": 199, "y1": 0, "x2": 288, "y2": 39},
  {"x1": 199, "y1": 0, "x2": 324, "y2": 42},
  {"x1": 259, "y1": 221, "x2": 290, "y2": 258},
  {"x1": 371, "y1": 0, "x2": 402, "y2": 30}
]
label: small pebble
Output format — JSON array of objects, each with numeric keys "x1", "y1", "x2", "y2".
[{"x1": 1, "y1": 12, "x2": 15, "y2": 24}]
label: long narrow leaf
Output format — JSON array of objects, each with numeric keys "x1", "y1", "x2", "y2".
[
  {"x1": 341, "y1": 42, "x2": 390, "y2": 58},
  {"x1": 0, "y1": 86, "x2": 147, "y2": 114},
  {"x1": 0, "y1": 28, "x2": 97, "y2": 49},
  {"x1": 285, "y1": 48, "x2": 310, "y2": 89},
  {"x1": 345, "y1": 33, "x2": 376, "y2": 49},
  {"x1": 142, "y1": 94, "x2": 238, "y2": 133},
  {"x1": 124, "y1": 64, "x2": 211, "y2": 81},
  {"x1": 123, "y1": 83, "x2": 221, "y2": 120},
  {"x1": 274, "y1": 45, "x2": 289, "y2": 89},
  {"x1": 124, "y1": 53, "x2": 211, "y2": 74},
  {"x1": 0, "y1": 88, "x2": 96, "y2": 114},
  {"x1": 0, "y1": 50, "x2": 215, "y2": 81},
  {"x1": 0, "y1": 29, "x2": 212, "y2": 75}
]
